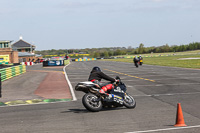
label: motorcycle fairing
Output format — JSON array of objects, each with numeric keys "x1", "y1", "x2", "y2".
[
  {"x1": 110, "y1": 83, "x2": 126, "y2": 98},
  {"x1": 75, "y1": 81, "x2": 96, "y2": 92}
]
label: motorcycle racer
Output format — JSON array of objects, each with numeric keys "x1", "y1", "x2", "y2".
[
  {"x1": 76, "y1": 74, "x2": 136, "y2": 111},
  {"x1": 133, "y1": 55, "x2": 139, "y2": 67},
  {"x1": 88, "y1": 66, "x2": 118, "y2": 95},
  {"x1": 138, "y1": 55, "x2": 143, "y2": 65}
]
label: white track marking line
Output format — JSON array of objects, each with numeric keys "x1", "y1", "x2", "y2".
[
  {"x1": 0, "y1": 62, "x2": 76, "y2": 108},
  {"x1": 124, "y1": 125, "x2": 200, "y2": 133},
  {"x1": 63, "y1": 62, "x2": 77, "y2": 101}
]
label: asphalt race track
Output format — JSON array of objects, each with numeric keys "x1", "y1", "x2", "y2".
[{"x1": 0, "y1": 61, "x2": 200, "y2": 133}]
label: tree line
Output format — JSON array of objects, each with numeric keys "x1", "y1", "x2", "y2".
[{"x1": 35, "y1": 42, "x2": 200, "y2": 58}]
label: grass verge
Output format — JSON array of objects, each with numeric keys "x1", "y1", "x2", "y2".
[{"x1": 102, "y1": 54, "x2": 200, "y2": 69}]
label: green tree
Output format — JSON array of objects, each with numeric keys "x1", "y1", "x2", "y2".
[
  {"x1": 104, "y1": 51, "x2": 109, "y2": 57},
  {"x1": 138, "y1": 43, "x2": 144, "y2": 54},
  {"x1": 108, "y1": 51, "x2": 113, "y2": 57},
  {"x1": 93, "y1": 52, "x2": 100, "y2": 58},
  {"x1": 114, "y1": 49, "x2": 122, "y2": 56},
  {"x1": 163, "y1": 44, "x2": 170, "y2": 52}
]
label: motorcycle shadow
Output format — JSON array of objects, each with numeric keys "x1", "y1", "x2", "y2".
[
  {"x1": 61, "y1": 109, "x2": 88, "y2": 114},
  {"x1": 61, "y1": 107, "x2": 125, "y2": 114}
]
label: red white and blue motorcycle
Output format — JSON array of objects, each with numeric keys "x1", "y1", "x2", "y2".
[{"x1": 75, "y1": 76, "x2": 136, "y2": 112}]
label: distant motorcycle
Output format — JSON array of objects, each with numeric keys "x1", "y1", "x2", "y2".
[
  {"x1": 139, "y1": 59, "x2": 143, "y2": 66},
  {"x1": 75, "y1": 76, "x2": 136, "y2": 112},
  {"x1": 135, "y1": 61, "x2": 139, "y2": 67},
  {"x1": 139, "y1": 56, "x2": 143, "y2": 66},
  {"x1": 133, "y1": 57, "x2": 139, "y2": 68}
]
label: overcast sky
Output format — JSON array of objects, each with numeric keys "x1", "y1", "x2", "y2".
[{"x1": 0, "y1": 0, "x2": 199, "y2": 50}]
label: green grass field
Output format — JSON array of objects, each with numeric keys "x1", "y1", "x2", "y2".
[{"x1": 103, "y1": 51, "x2": 200, "y2": 69}]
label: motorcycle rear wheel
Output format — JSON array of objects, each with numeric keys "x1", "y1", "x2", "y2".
[
  {"x1": 123, "y1": 93, "x2": 136, "y2": 109},
  {"x1": 82, "y1": 93, "x2": 102, "y2": 112}
]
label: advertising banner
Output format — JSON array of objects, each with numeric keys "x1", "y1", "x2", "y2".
[
  {"x1": 47, "y1": 60, "x2": 64, "y2": 66},
  {"x1": 0, "y1": 55, "x2": 9, "y2": 64}
]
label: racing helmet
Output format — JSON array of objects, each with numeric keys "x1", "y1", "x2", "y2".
[{"x1": 92, "y1": 66, "x2": 101, "y2": 72}]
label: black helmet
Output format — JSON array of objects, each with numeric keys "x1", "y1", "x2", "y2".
[{"x1": 92, "y1": 66, "x2": 101, "y2": 72}]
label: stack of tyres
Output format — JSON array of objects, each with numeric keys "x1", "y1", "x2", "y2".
[
  {"x1": 17, "y1": 65, "x2": 22, "y2": 75},
  {"x1": 15, "y1": 66, "x2": 18, "y2": 76},
  {"x1": 0, "y1": 69, "x2": 6, "y2": 81},
  {"x1": 23, "y1": 65, "x2": 26, "y2": 73},
  {"x1": 5, "y1": 67, "x2": 12, "y2": 80},
  {"x1": 21, "y1": 65, "x2": 26, "y2": 74},
  {"x1": 0, "y1": 65, "x2": 26, "y2": 82},
  {"x1": 12, "y1": 66, "x2": 16, "y2": 77},
  {"x1": 19, "y1": 65, "x2": 22, "y2": 74},
  {"x1": 19, "y1": 65, "x2": 23, "y2": 74},
  {"x1": 2, "y1": 68, "x2": 6, "y2": 81},
  {"x1": 14, "y1": 66, "x2": 20, "y2": 76}
]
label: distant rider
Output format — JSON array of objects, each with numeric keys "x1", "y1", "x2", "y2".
[
  {"x1": 138, "y1": 55, "x2": 143, "y2": 65},
  {"x1": 133, "y1": 55, "x2": 139, "y2": 67},
  {"x1": 88, "y1": 67, "x2": 118, "y2": 96}
]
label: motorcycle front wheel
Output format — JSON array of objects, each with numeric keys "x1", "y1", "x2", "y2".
[
  {"x1": 135, "y1": 62, "x2": 139, "y2": 68},
  {"x1": 82, "y1": 93, "x2": 102, "y2": 112},
  {"x1": 123, "y1": 93, "x2": 136, "y2": 109}
]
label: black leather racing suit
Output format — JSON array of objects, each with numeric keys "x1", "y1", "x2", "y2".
[{"x1": 88, "y1": 70, "x2": 115, "y2": 87}]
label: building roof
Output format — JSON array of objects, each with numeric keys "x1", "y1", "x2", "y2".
[
  {"x1": 18, "y1": 52, "x2": 35, "y2": 57},
  {"x1": 0, "y1": 40, "x2": 13, "y2": 43},
  {"x1": 35, "y1": 54, "x2": 42, "y2": 57},
  {"x1": 18, "y1": 52, "x2": 42, "y2": 57},
  {"x1": 12, "y1": 39, "x2": 35, "y2": 48}
]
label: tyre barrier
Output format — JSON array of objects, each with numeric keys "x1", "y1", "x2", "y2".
[
  {"x1": 21, "y1": 62, "x2": 34, "y2": 66},
  {"x1": 0, "y1": 65, "x2": 26, "y2": 82},
  {"x1": 0, "y1": 98, "x2": 71, "y2": 106},
  {"x1": 75, "y1": 58, "x2": 96, "y2": 61},
  {"x1": 64, "y1": 60, "x2": 70, "y2": 65}
]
